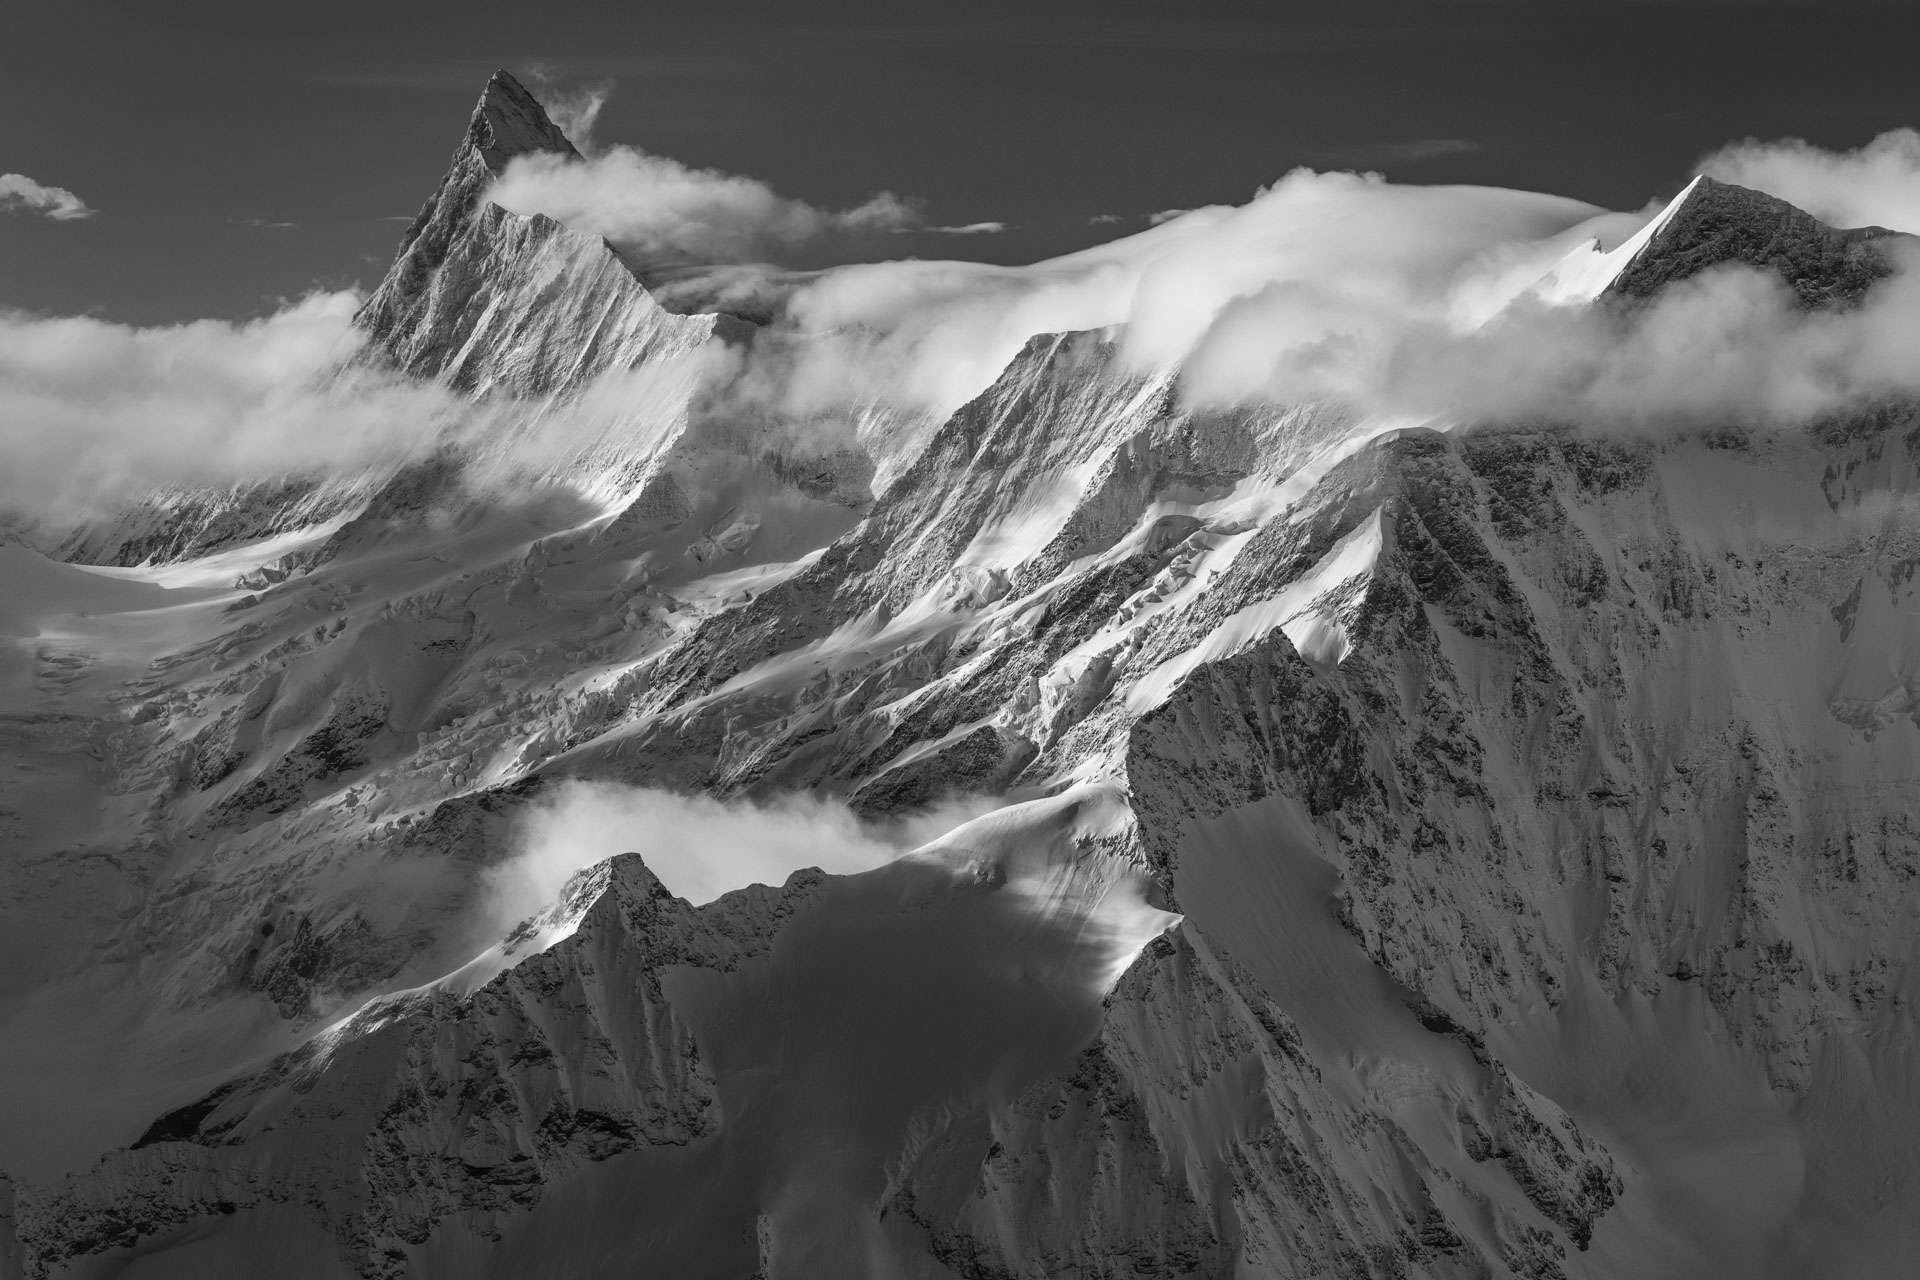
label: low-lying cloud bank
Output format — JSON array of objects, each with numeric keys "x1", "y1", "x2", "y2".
[
  {"x1": 0, "y1": 290, "x2": 734, "y2": 525},
  {"x1": 0, "y1": 172, "x2": 94, "y2": 221},
  {"x1": 489, "y1": 781, "x2": 994, "y2": 922},
  {"x1": 0, "y1": 293, "x2": 448, "y2": 519},
  {"x1": 1182, "y1": 244, "x2": 1920, "y2": 429}
]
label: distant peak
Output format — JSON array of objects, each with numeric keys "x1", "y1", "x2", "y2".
[{"x1": 465, "y1": 68, "x2": 578, "y2": 173}]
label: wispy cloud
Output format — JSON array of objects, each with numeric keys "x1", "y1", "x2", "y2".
[
  {"x1": 826, "y1": 18, "x2": 1495, "y2": 54},
  {"x1": 490, "y1": 144, "x2": 925, "y2": 266},
  {"x1": 0, "y1": 173, "x2": 94, "y2": 221},
  {"x1": 1089, "y1": 213, "x2": 1127, "y2": 225},
  {"x1": 1148, "y1": 207, "x2": 1193, "y2": 225},
  {"x1": 1316, "y1": 138, "x2": 1483, "y2": 167},
  {"x1": 486, "y1": 75, "x2": 1024, "y2": 274},
  {"x1": 521, "y1": 65, "x2": 614, "y2": 152},
  {"x1": 922, "y1": 221, "x2": 1010, "y2": 236},
  {"x1": 297, "y1": 53, "x2": 747, "y2": 92}
]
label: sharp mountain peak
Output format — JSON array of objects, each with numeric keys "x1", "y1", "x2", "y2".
[{"x1": 466, "y1": 68, "x2": 578, "y2": 173}]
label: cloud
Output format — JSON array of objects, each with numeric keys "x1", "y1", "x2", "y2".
[
  {"x1": 1700, "y1": 129, "x2": 1920, "y2": 233},
  {"x1": 520, "y1": 66, "x2": 613, "y2": 153},
  {"x1": 0, "y1": 293, "x2": 456, "y2": 521},
  {"x1": 0, "y1": 173, "x2": 94, "y2": 221},
  {"x1": 923, "y1": 221, "x2": 1010, "y2": 235},
  {"x1": 488, "y1": 146, "x2": 926, "y2": 268},
  {"x1": 299, "y1": 54, "x2": 750, "y2": 94},
  {"x1": 1088, "y1": 213, "x2": 1127, "y2": 225},
  {"x1": 0, "y1": 291, "x2": 729, "y2": 526},
  {"x1": 479, "y1": 127, "x2": 1920, "y2": 463},
  {"x1": 734, "y1": 170, "x2": 1606, "y2": 424},
  {"x1": 19, "y1": 119, "x2": 1914, "y2": 554},
  {"x1": 739, "y1": 152, "x2": 1920, "y2": 442},
  {"x1": 1173, "y1": 223, "x2": 1920, "y2": 434},
  {"x1": 487, "y1": 781, "x2": 995, "y2": 922},
  {"x1": 1318, "y1": 138, "x2": 1483, "y2": 167},
  {"x1": 1121, "y1": 138, "x2": 1920, "y2": 432}
]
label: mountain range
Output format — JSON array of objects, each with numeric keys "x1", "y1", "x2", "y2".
[{"x1": 3, "y1": 70, "x2": 1918, "y2": 1279}]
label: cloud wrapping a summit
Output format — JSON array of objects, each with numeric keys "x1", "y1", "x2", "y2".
[
  {"x1": 744, "y1": 170, "x2": 1614, "y2": 421},
  {"x1": 742, "y1": 147, "x2": 1920, "y2": 439},
  {"x1": 0, "y1": 173, "x2": 94, "y2": 221}
]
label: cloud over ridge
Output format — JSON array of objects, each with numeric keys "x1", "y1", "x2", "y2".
[
  {"x1": 489, "y1": 146, "x2": 925, "y2": 267},
  {"x1": 1700, "y1": 128, "x2": 1920, "y2": 234},
  {"x1": 9, "y1": 121, "x2": 1920, "y2": 537}
]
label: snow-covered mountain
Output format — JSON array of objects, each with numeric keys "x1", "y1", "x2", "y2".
[{"x1": 5, "y1": 72, "x2": 1920, "y2": 1279}]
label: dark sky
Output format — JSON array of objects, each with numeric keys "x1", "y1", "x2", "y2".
[{"x1": 6, "y1": 0, "x2": 1920, "y2": 324}]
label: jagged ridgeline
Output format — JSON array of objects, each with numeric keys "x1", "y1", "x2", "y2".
[{"x1": 6, "y1": 71, "x2": 1920, "y2": 1280}]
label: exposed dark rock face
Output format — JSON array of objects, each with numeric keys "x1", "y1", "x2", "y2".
[{"x1": 1607, "y1": 175, "x2": 1904, "y2": 308}]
